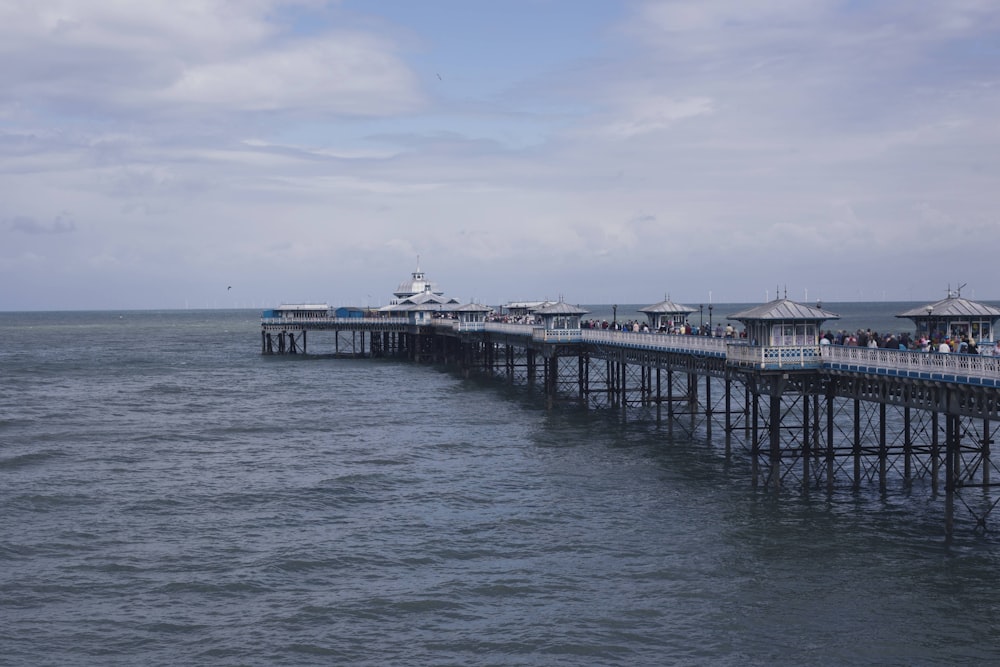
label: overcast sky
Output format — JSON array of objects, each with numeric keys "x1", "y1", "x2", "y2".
[{"x1": 2, "y1": 0, "x2": 998, "y2": 310}]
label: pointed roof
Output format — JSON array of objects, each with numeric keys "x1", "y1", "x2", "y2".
[
  {"x1": 535, "y1": 300, "x2": 589, "y2": 316},
  {"x1": 638, "y1": 297, "x2": 697, "y2": 315},
  {"x1": 896, "y1": 295, "x2": 1000, "y2": 320},
  {"x1": 454, "y1": 302, "x2": 493, "y2": 313},
  {"x1": 729, "y1": 298, "x2": 840, "y2": 322}
]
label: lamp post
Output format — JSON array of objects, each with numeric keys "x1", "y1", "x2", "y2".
[
  {"x1": 612, "y1": 304, "x2": 618, "y2": 328},
  {"x1": 708, "y1": 303, "x2": 714, "y2": 332},
  {"x1": 926, "y1": 305, "x2": 934, "y2": 342}
]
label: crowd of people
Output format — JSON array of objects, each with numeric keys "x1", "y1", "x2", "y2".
[
  {"x1": 483, "y1": 312, "x2": 999, "y2": 356},
  {"x1": 578, "y1": 319, "x2": 743, "y2": 338},
  {"x1": 819, "y1": 329, "x2": 1000, "y2": 356}
]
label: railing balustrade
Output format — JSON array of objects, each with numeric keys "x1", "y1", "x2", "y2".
[
  {"x1": 484, "y1": 322, "x2": 538, "y2": 336},
  {"x1": 821, "y1": 345, "x2": 1000, "y2": 382},
  {"x1": 532, "y1": 328, "x2": 582, "y2": 343},
  {"x1": 583, "y1": 330, "x2": 728, "y2": 355},
  {"x1": 725, "y1": 344, "x2": 823, "y2": 369}
]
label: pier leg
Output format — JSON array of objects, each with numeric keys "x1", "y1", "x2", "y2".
[
  {"x1": 812, "y1": 394, "x2": 821, "y2": 489},
  {"x1": 705, "y1": 375, "x2": 712, "y2": 438},
  {"x1": 826, "y1": 390, "x2": 835, "y2": 493},
  {"x1": 547, "y1": 356, "x2": 558, "y2": 410},
  {"x1": 724, "y1": 373, "x2": 732, "y2": 455},
  {"x1": 751, "y1": 391, "x2": 760, "y2": 488},
  {"x1": 931, "y1": 410, "x2": 940, "y2": 496},
  {"x1": 904, "y1": 404, "x2": 912, "y2": 485},
  {"x1": 982, "y1": 418, "x2": 991, "y2": 487},
  {"x1": 667, "y1": 370, "x2": 674, "y2": 423},
  {"x1": 803, "y1": 389, "x2": 811, "y2": 490},
  {"x1": 656, "y1": 367, "x2": 662, "y2": 424},
  {"x1": 945, "y1": 412, "x2": 957, "y2": 545},
  {"x1": 879, "y1": 401, "x2": 887, "y2": 495},
  {"x1": 853, "y1": 398, "x2": 861, "y2": 492},
  {"x1": 769, "y1": 392, "x2": 782, "y2": 491},
  {"x1": 618, "y1": 362, "x2": 628, "y2": 417}
]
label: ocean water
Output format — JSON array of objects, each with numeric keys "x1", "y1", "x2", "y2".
[{"x1": 3, "y1": 308, "x2": 1000, "y2": 666}]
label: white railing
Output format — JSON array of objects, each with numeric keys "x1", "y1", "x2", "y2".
[
  {"x1": 725, "y1": 344, "x2": 823, "y2": 369},
  {"x1": 456, "y1": 322, "x2": 485, "y2": 332},
  {"x1": 582, "y1": 330, "x2": 728, "y2": 355},
  {"x1": 429, "y1": 319, "x2": 458, "y2": 330},
  {"x1": 484, "y1": 322, "x2": 538, "y2": 336},
  {"x1": 821, "y1": 345, "x2": 1000, "y2": 382},
  {"x1": 532, "y1": 328, "x2": 583, "y2": 343}
]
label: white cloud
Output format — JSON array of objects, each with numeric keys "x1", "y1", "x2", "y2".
[
  {"x1": 604, "y1": 95, "x2": 714, "y2": 137},
  {"x1": 2, "y1": 0, "x2": 1000, "y2": 308},
  {"x1": 0, "y1": 1, "x2": 421, "y2": 118}
]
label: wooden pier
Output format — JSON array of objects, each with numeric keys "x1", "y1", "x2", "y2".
[{"x1": 261, "y1": 307, "x2": 1000, "y2": 541}]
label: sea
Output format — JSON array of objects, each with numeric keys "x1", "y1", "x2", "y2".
[{"x1": 3, "y1": 304, "x2": 1000, "y2": 666}]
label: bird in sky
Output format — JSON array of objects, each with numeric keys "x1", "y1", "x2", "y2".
[{"x1": 227, "y1": 286, "x2": 232, "y2": 290}]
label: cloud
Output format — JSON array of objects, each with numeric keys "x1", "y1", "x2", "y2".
[
  {"x1": 7, "y1": 214, "x2": 76, "y2": 235},
  {"x1": 604, "y1": 95, "x2": 714, "y2": 137},
  {"x1": 2, "y1": 0, "x2": 1000, "y2": 309},
  {"x1": 0, "y1": 1, "x2": 422, "y2": 120}
]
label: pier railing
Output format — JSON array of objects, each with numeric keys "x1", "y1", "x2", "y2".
[
  {"x1": 726, "y1": 344, "x2": 823, "y2": 369},
  {"x1": 532, "y1": 328, "x2": 583, "y2": 343},
  {"x1": 582, "y1": 330, "x2": 728, "y2": 356},
  {"x1": 430, "y1": 320, "x2": 488, "y2": 332},
  {"x1": 821, "y1": 345, "x2": 1000, "y2": 385},
  {"x1": 484, "y1": 322, "x2": 538, "y2": 336}
]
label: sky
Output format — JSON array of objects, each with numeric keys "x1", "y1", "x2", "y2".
[{"x1": 2, "y1": 0, "x2": 999, "y2": 310}]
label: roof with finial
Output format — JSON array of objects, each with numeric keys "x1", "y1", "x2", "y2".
[
  {"x1": 535, "y1": 297, "x2": 589, "y2": 316},
  {"x1": 729, "y1": 298, "x2": 840, "y2": 322},
  {"x1": 638, "y1": 293, "x2": 697, "y2": 315},
  {"x1": 896, "y1": 285, "x2": 1000, "y2": 320},
  {"x1": 394, "y1": 256, "x2": 443, "y2": 299}
]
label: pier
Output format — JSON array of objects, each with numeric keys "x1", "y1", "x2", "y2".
[{"x1": 260, "y1": 276, "x2": 1000, "y2": 541}]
